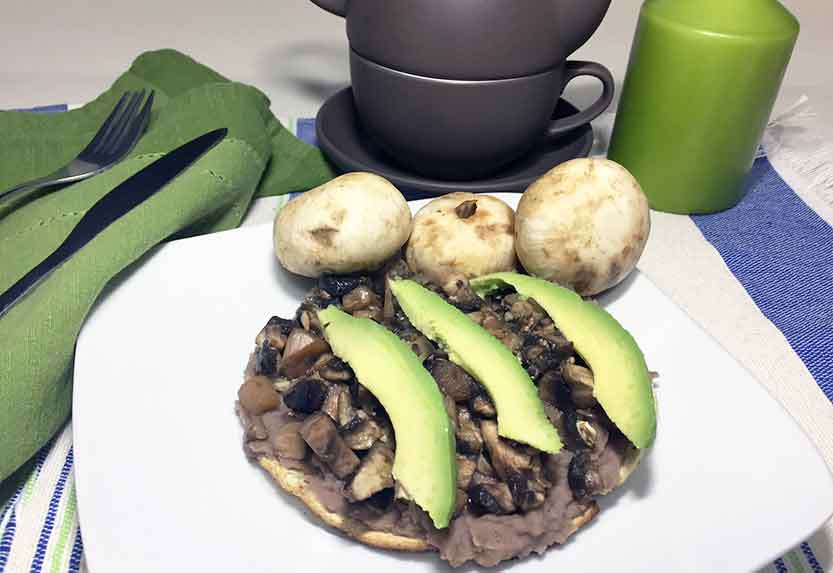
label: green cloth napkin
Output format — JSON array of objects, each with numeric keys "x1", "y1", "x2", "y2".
[{"x1": 0, "y1": 49, "x2": 335, "y2": 481}]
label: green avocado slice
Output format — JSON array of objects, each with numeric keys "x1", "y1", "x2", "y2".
[
  {"x1": 390, "y1": 279, "x2": 562, "y2": 454},
  {"x1": 317, "y1": 306, "x2": 457, "y2": 529},
  {"x1": 470, "y1": 272, "x2": 657, "y2": 449}
]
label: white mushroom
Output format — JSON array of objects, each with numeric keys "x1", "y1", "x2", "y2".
[
  {"x1": 406, "y1": 193, "x2": 517, "y2": 290},
  {"x1": 515, "y1": 158, "x2": 650, "y2": 296},
  {"x1": 274, "y1": 172, "x2": 412, "y2": 277}
]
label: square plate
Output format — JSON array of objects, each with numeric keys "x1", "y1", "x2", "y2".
[{"x1": 74, "y1": 194, "x2": 833, "y2": 572}]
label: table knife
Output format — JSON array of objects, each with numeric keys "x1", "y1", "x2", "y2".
[{"x1": 0, "y1": 127, "x2": 227, "y2": 319}]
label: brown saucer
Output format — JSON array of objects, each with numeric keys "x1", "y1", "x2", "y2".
[{"x1": 315, "y1": 88, "x2": 593, "y2": 197}]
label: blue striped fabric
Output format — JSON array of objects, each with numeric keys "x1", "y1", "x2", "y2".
[
  {"x1": 30, "y1": 448, "x2": 74, "y2": 573},
  {"x1": 0, "y1": 486, "x2": 22, "y2": 532},
  {"x1": 0, "y1": 445, "x2": 50, "y2": 572},
  {"x1": 297, "y1": 118, "x2": 317, "y2": 148},
  {"x1": 12, "y1": 104, "x2": 68, "y2": 113},
  {"x1": 68, "y1": 530, "x2": 83, "y2": 573},
  {"x1": 691, "y1": 158, "x2": 833, "y2": 403},
  {"x1": 0, "y1": 507, "x2": 19, "y2": 572},
  {"x1": 802, "y1": 541, "x2": 824, "y2": 573}
]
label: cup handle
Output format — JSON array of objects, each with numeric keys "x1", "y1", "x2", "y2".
[{"x1": 546, "y1": 61, "x2": 615, "y2": 140}]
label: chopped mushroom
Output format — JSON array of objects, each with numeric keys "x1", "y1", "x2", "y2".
[
  {"x1": 537, "y1": 370, "x2": 562, "y2": 405},
  {"x1": 256, "y1": 315, "x2": 295, "y2": 339},
  {"x1": 456, "y1": 455, "x2": 477, "y2": 490},
  {"x1": 407, "y1": 334, "x2": 435, "y2": 363},
  {"x1": 471, "y1": 471, "x2": 497, "y2": 487},
  {"x1": 337, "y1": 389, "x2": 360, "y2": 430},
  {"x1": 309, "y1": 352, "x2": 335, "y2": 374},
  {"x1": 299, "y1": 413, "x2": 360, "y2": 479},
  {"x1": 562, "y1": 359, "x2": 597, "y2": 408},
  {"x1": 507, "y1": 297, "x2": 536, "y2": 321},
  {"x1": 352, "y1": 306, "x2": 383, "y2": 322},
  {"x1": 342, "y1": 286, "x2": 379, "y2": 312},
  {"x1": 445, "y1": 279, "x2": 483, "y2": 312},
  {"x1": 576, "y1": 411, "x2": 610, "y2": 456},
  {"x1": 319, "y1": 357, "x2": 353, "y2": 382},
  {"x1": 544, "y1": 372, "x2": 587, "y2": 450},
  {"x1": 238, "y1": 376, "x2": 281, "y2": 415},
  {"x1": 522, "y1": 335, "x2": 567, "y2": 378},
  {"x1": 455, "y1": 408, "x2": 484, "y2": 455},
  {"x1": 568, "y1": 451, "x2": 604, "y2": 499},
  {"x1": 253, "y1": 339, "x2": 280, "y2": 377},
  {"x1": 283, "y1": 378, "x2": 328, "y2": 414},
  {"x1": 480, "y1": 420, "x2": 544, "y2": 509},
  {"x1": 318, "y1": 274, "x2": 367, "y2": 298},
  {"x1": 430, "y1": 358, "x2": 477, "y2": 402},
  {"x1": 476, "y1": 453, "x2": 495, "y2": 477},
  {"x1": 343, "y1": 418, "x2": 384, "y2": 451},
  {"x1": 297, "y1": 306, "x2": 323, "y2": 333},
  {"x1": 271, "y1": 377, "x2": 293, "y2": 393},
  {"x1": 255, "y1": 318, "x2": 289, "y2": 352},
  {"x1": 281, "y1": 329, "x2": 330, "y2": 378},
  {"x1": 469, "y1": 309, "x2": 524, "y2": 353},
  {"x1": 352, "y1": 383, "x2": 382, "y2": 417},
  {"x1": 349, "y1": 442, "x2": 395, "y2": 501},
  {"x1": 528, "y1": 456, "x2": 551, "y2": 490},
  {"x1": 480, "y1": 420, "x2": 532, "y2": 480},
  {"x1": 304, "y1": 286, "x2": 334, "y2": 309},
  {"x1": 542, "y1": 403, "x2": 565, "y2": 437},
  {"x1": 321, "y1": 384, "x2": 342, "y2": 421},
  {"x1": 273, "y1": 422, "x2": 308, "y2": 460},
  {"x1": 468, "y1": 482, "x2": 516, "y2": 515},
  {"x1": 377, "y1": 418, "x2": 395, "y2": 447},
  {"x1": 535, "y1": 327, "x2": 573, "y2": 356},
  {"x1": 506, "y1": 472, "x2": 546, "y2": 511},
  {"x1": 470, "y1": 394, "x2": 496, "y2": 418}
]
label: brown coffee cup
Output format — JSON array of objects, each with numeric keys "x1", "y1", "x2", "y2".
[{"x1": 350, "y1": 50, "x2": 614, "y2": 180}]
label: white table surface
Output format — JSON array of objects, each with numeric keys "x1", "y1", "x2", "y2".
[{"x1": 3, "y1": 1, "x2": 833, "y2": 571}]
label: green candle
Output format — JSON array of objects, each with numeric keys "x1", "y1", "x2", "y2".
[{"x1": 607, "y1": 0, "x2": 799, "y2": 214}]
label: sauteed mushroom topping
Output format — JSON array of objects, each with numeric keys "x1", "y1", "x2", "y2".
[
  {"x1": 283, "y1": 378, "x2": 328, "y2": 414},
  {"x1": 238, "y1": 261, "x2": 638, "y2": 568},
  {"x1": 281, "y1": 329, "x2": 330, "y2": 379}
]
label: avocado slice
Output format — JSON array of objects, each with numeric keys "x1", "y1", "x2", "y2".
[
  {"x1": 390, "y1": 280, "x2": 562, "y2": 454},
  {"x1": 470, "y1": 272, "x2": 657, "y2": 449},
  {"x1": 317, "y1": 306, "x2": 456, "y2": 529}
]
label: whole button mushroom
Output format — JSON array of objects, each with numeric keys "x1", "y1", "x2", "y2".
[
  {"x1": 515, "y1": 159, "x2": 650, "y2": 296},
  {"x1": 406, "y1": 193, "x2": 517, "y2": 291},
  {"x1": 274, "y1": 173, "x2": 412, "y2": 277}
]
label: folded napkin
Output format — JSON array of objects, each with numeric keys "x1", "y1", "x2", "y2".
[{"x1": 0, "y1": 49, "x2": 335, "y2": 481}]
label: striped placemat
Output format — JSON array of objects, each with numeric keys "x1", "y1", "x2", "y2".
[{"x1": 0, "y1": 104, "x2": 831, "y2": 573}]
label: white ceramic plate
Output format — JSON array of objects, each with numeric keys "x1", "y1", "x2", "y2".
[{"x1": 74, "y1": 195, "x2": 833, "y2": 573}]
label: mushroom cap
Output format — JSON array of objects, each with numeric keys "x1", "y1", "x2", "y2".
[
  {"x1": 515, "y1": 159, "x2": 650, "y2": 296},
  {"x1": 274, "y1": 172, "x2": 412, "y2": 277},
  {"x1": 406, "y1": 192, "x2": 517, "y2": 289}
]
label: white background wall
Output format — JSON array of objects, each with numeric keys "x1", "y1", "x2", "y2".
[{"x1": 1, "y1": 0, "x2": 828, "y2": 113}]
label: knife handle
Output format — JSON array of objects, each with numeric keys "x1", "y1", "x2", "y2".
[{"x1": 0, "y1": 229, "x2": 87, "y2": 319}]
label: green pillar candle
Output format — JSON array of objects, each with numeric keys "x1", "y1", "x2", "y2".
[{"x1": 607, "y1": 0, "x2": 799, "y2": 214}]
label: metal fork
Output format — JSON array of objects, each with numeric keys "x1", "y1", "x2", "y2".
[{"x1": 0, "y1": 90, "x2": 154, "y2": 208}]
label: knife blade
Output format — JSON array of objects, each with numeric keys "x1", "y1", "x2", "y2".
[{"x1": 0, "y1": 127, "x2": 227, "y2": 319}]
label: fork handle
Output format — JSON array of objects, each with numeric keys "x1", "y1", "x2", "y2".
[{"x1": 0, "y1": 178, "x2": 60, "y2": 217}]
